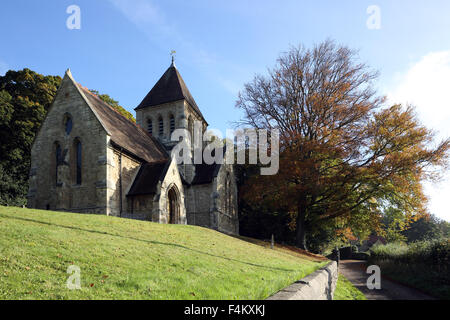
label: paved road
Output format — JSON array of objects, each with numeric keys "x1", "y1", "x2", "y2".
[{"x1": 339, "y1": 260, "x2": 435, "y2": 300}]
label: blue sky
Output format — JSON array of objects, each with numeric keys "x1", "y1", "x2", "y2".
[{"x1": 1, "y1": 0, "x2": 450, "y2": 221}]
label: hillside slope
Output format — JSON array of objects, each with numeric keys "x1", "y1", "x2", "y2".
[{"x1": 0, "y1": 206, "x2": 326, "y2": 299}]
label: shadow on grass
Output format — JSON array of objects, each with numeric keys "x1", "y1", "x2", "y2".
[{"x1": 1, "y1": 213, "x2": 299, "y2": 273}]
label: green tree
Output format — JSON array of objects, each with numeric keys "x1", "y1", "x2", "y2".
[
  {"x1": 403, "y1": 214, "x2": 449, "y2": 242},
  {"x1": 89, "y1": 90, "x2": 135, "y2": 122},
  {"x1": 0, "y1": 69, "x2": 62, "y2": 205},
  {"x1": 381, "y1": 207, "x2": 410, "y2": 243}
]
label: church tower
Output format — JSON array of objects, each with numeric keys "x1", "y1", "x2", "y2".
[{"x1": 135, "y1": 60, "x2": 207, "y2": 183}]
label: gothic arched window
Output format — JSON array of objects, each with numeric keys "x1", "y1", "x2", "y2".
[
  {"x1": 147, "y1": 118, "x2": 153, "y2": 135},
  {"x1": 75, "y1": 139, "x2": 82, "y2": 185},
  {"x1": 169, "y1": 114, "x2": 175, "y2": 134},
  {"x1": 158, "y1": 116, "x2": 164, "y2": 136},
  {"x1": 64, "y1": 114, "x2": 73, "y2": 135}
]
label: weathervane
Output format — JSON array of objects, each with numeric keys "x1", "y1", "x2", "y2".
[{"x1": 170, "y1": 50, "x2": 176, "y2": 66}]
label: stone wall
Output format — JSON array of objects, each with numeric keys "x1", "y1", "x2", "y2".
[
  {"x1": 125, "y1": 194, "x2": 154, "y2": 221},
  {"x1": 106, "y1": 146, "x2": 141, "y2": 217},
  {"x1": 184, "y1": 164, "x2": 239, "y2": 235},
  {"x1": 136, "y1": 100, "x2": 184, "y2": 144},
  {"x1": 186, "y1": 184, "x2": 212, "y2": 228},
  {"x1": 28, "y1": 73, "x2": 108, "y2": 214},
  {"x1": 267, "y1": 261, "x2": 338, "y2": 300},
  {"x1": 136, "y1": 100, "x2": 205, "y2": 145},
  {"x1": 214, "y1": 163, "x2": 239, "y2": 235}
]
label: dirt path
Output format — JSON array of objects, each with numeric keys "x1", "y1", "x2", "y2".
[{"x1": 339, "y1": 260, "x2": 435, "y2": 300}]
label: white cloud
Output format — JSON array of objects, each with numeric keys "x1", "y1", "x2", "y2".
[
  {"x1": 388, "y1": 51, "x2": 450, "y2": 222},
  {"x1": 109, "y1": 0, "x2": 174, "y2": 39}
]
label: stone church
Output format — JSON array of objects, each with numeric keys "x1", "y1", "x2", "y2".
[{"x1": 27, "y1": 61, "x2": 239, "y2": 235}]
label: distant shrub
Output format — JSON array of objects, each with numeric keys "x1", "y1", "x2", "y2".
[
  {"x1": 369, "y1": 239, "x2": 450, "y2": 299},
  {"x1": 369, "y1": 242, "x2": 408, "y2": 260},
  {"x1": 370, "y1": 239, "x2": 449, "y2": 269}
]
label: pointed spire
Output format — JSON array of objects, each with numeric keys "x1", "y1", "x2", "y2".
[{"x1": 135, "y1": 61, "x2": 207, "y2": 124}]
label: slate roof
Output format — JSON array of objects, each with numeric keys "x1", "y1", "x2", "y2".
[
  {"x1": 127, "y1": 161, "x2": 170, "y2": 196},
  {"x1": 135, "y1": 63, "x2": 206, "y2": 123},
  {"x1": 74, "y1": 80, "x2": 168, "y2": 164}
]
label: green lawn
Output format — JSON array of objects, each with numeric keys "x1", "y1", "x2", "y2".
[
  {"x1": 334, "y1": 275, "x2": 366, "y2": 300},
  {"x1": 0, "y1": 206, "x2": 326, "y2": 300}
]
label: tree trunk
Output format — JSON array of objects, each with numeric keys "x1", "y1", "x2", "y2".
[{"x1": 295, "y1": 200, "x2": 308, "y2": 251}]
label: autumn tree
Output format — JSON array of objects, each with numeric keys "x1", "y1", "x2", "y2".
[{"x1": 236, "y1": 40, "x2": 450, "y2": 250}]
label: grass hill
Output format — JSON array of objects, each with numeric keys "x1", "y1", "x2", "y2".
[{"x1": 0, "y1": 206, "x2": 326, "y2": 300}]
